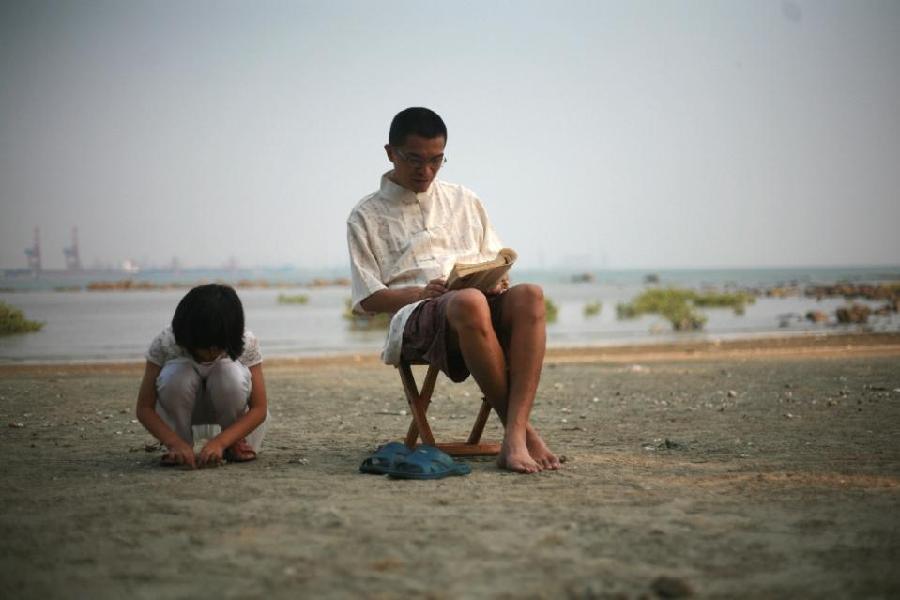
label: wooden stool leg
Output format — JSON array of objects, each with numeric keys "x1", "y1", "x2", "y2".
[
  {"x1": 397, "y1": 362, "x2": 500, "y2": 457},
  {"x1": 400, "y1": 362, "x2": 437, "y2": 448},
  {"x1": 466, "y1": 398, "x2": 493, "y2": 445}
]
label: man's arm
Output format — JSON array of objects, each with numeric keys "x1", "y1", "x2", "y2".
[{"x1": 360, "y1": 278, "x2": 448, "y2": 314}]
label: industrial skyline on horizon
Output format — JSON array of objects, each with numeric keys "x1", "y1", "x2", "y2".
[
  {"x1": 3, "y1": 2, "x2": 899, "y2": 273},
  {"x1": 7, "y1": 223, "x2": 899, "y2": 277}
]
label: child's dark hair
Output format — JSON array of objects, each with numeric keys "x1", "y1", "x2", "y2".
[
  {"x1": 388, "y1": 107, "x2": 447, "y2": 146},
  {"x1": 172, "y1": 284, "x2": 245, "y2": 360}
]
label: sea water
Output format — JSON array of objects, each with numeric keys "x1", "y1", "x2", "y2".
[{"x1": 1, "y1": 266, "x2": 898, "y2": 363}]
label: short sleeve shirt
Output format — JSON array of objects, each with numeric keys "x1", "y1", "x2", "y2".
[
  {"x1": 145, "y1": 326, "x2": 263, "y2": 367},
  {"x1": 347, "y1": 172, "x2": 504, "y2": 314},
  {"x1": 346, "y1": 172, "x2": 504, "y2": 364}
]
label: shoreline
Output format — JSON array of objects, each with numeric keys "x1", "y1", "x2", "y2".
[{"x1": 2, "y1": 331, "x2": 899, "y2": 376}]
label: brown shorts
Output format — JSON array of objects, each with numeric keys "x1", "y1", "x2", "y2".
[{"x1": 401, "y1": 290, "x2": 508, "y2": 383}]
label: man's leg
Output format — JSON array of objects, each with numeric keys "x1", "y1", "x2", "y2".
[
  {"x1": 495, "y1": 284, "x2": 560, "y2": 470},
  {"x1": 445, "y1": 288, "x2": 545, "y2": 473}
]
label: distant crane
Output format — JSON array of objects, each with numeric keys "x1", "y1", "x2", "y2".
[
  {"x1": 63, "y1": 227, "x2": 82, "y2": 271},
  {"x1": 24, "y1": 227, "x2": 41, "y2": 275}
]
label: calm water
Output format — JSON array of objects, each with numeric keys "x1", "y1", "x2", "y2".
[{"x1": 2, "y1": 266, "x2": 898, "y2": 363}]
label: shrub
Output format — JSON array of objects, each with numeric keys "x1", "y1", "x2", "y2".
[
  {"x1": 583, "y1": 301, "x2": 602, "y2": 317},
  {"x1": 544, "y1": 298, "x2": 559, "y2": 323},
  {"x1": 692, "y1": 290, "x2": 755, "y2": 315},
  {"x1": 342, "y1": 299, "x2": 391, "y2": 330},
  {"x1": 277, "y1": 293, "x2": 309, "y2": 305},
  {"x1": 0, "y1": 302, "x2": 44, "y2": 335},
  {"x1": 615, "y1": 288, "x2": 719, "y2": 331}
]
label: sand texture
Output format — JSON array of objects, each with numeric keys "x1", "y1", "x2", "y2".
[{"x1": 2, "y1": 335, "x2": 900, "y2": 599}]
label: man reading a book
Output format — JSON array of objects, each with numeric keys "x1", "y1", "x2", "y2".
[{"x1": 346, "y1": 107, "x2": 559, "y2": 474}]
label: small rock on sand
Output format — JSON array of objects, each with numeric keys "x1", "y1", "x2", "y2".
[
  {"x1": 651, "y1": 575, "x2": 694, "y2": 598},
  {"x1": 658, "y1": 439, "x2": 684, "y2": 450}
]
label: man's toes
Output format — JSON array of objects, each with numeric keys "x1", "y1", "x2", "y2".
[{"x1": 501, "y1": 454, "x2": 543, "y2": 473}]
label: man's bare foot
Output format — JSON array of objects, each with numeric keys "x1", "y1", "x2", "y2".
[
  {"x1": 526, "y1": 427, "x2": 561, "y2": 470},
  {"x1": 497, "y1": 441, "x2": 542, "y2": 474}
]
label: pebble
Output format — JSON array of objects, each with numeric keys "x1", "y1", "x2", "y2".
[
  {"x1": 784, "y1": 412, "x2": 794, "y2": 419},
  {"x1": 651, "y1": 575, "x2": 694, "y2": 598},
  {"x1": 592, "y1": 397, "x2": 599, "y2": 403},
  {"x1": 8, "y1": 422, "x2": 25, "y2": 428},
  {"x1": 658, "y1": 439, "x2": 683, "y2": 450},
  {"x1": 727, "y1": 390, "x2": 737, "y2": 398}
]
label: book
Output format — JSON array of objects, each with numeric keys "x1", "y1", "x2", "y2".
[{"x1": 446, "y1": 248, "x2": 518, "y2": 292}]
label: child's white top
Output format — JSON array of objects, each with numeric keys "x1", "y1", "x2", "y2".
[{"x1": 145, "y1": 326, "x2": 263, "y2": 367}]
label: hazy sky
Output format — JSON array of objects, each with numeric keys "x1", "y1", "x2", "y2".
[{"x1": 2, "y1": 0, "x2": 899, "y2": 271}]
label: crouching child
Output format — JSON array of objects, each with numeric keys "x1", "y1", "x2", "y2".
[{"x1": 136, "y1": 284, "x2": 268, "y2": 468}]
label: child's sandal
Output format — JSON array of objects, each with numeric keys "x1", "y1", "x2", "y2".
[{"x1": 224, "y1": 438, "x2": 256, "y2": 462}]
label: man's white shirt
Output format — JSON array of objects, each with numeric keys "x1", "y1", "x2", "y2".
[{"x1": 347, "y1": 172, "x2": 504, "y2": 364}]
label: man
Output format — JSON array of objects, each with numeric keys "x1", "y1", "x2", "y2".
[{"x1": 347, "y1": 107, "x2": 559, "y2": 474}]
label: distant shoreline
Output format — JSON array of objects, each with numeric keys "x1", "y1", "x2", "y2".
[{"x1": 2, "y1": 331, "x2": 898, "y2": 376}]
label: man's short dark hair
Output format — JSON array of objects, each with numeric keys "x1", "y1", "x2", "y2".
[
  {"x1": 389, "y1": 107, "x2": 447, "y2": 146},
  {"x1": 172, "y1": 284, "x2": 245, "y2": 360}
]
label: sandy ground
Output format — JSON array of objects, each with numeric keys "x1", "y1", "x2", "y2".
[{"x1": 1, "y1": 334, "x2": 899, "y2": 599}]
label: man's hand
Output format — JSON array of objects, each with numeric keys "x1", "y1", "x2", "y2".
[
  {"x1": 198, "y1": 438, "x2": 225, "y2": 468},
  {"x1": 421, "y1": 278, "x2": 448, "y2": 300},
  {"x1": 484, "y1": 277, "x2": 510, "y2": 297},
  {"x1": 164, "y1": 439, "x2": 197, "y2": 469}
]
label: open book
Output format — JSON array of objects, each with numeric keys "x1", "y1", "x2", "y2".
[{"x1": 446, "y1": 248, "x2": 518, "y2": 292}]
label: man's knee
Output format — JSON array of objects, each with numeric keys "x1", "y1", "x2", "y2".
[
  {"x1": 506, "y1": 284, "x2": 545, "y2": 322},
  {"x1": 446, "y1": 289, "x2": 492, "y2": 332}
]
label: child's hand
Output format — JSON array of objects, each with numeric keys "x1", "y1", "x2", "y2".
[
  {"x1": 164, "y1": 440, "x2": 197, "y2": 469},
  {"x1": 198, "y1": 439, "x2": 225, "y2": 467}
]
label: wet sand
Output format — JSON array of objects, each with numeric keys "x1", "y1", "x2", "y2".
[{"x1": 2, "y1": 333, "x2": 899, "y2": 598}]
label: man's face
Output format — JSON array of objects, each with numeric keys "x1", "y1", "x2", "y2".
[{"x1": 385, "y1": 134, "x2": 447, "y2": 193}]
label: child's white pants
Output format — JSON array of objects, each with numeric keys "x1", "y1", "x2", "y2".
[{"x1": 155, "y1": 357, "x2": 267, "y2": 451}]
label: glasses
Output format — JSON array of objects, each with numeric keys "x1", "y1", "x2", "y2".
[{"x1": 394, "y1": 148, "x2": 447, "y2": 170}]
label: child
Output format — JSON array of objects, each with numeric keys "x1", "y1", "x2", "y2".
[{"x1": 135, "y1": 284, "x2": 268, "y2": 468}]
